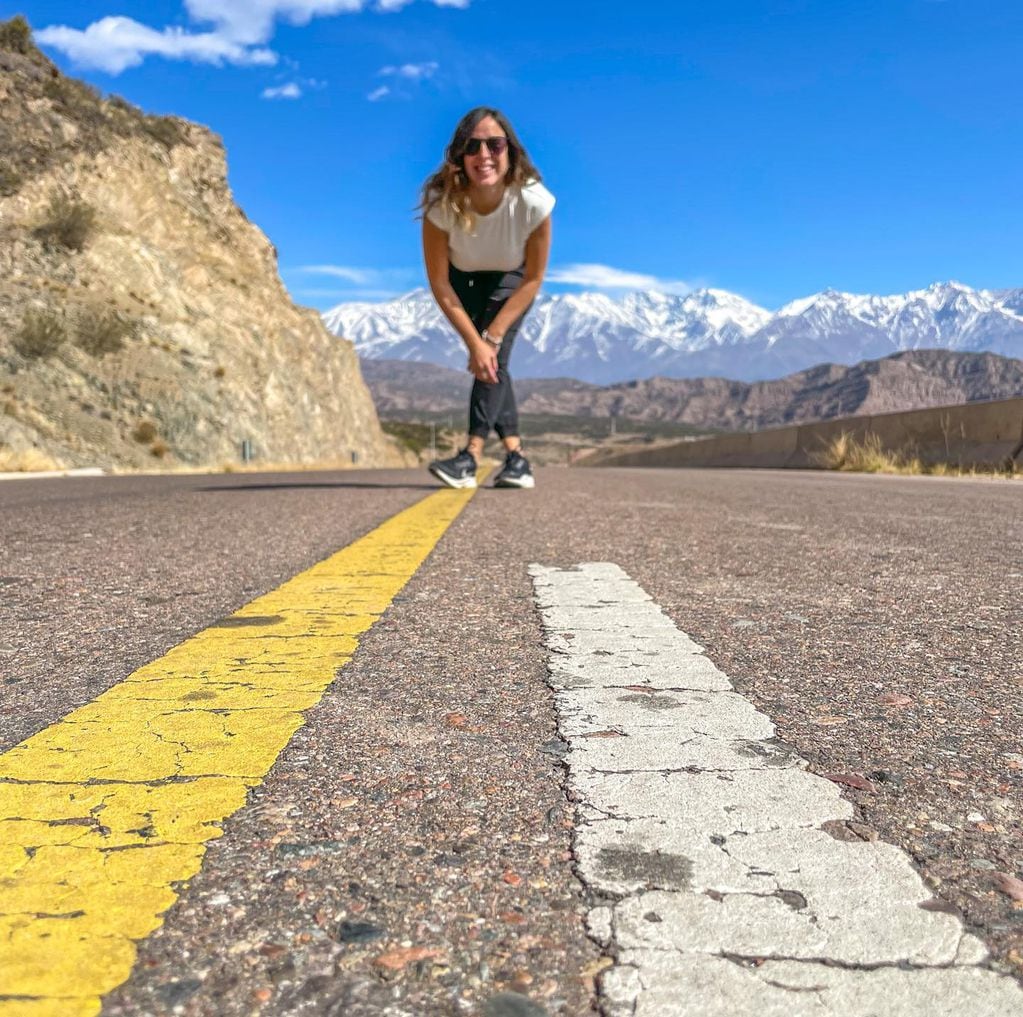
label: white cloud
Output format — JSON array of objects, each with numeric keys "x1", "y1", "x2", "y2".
[
  {"x1": 38, "y1": 1, "x2": 468, "y2": 74},
  {"x1": 298, "y1": 265, "x2": 376, "y2": 283},
  {"x1": 36, "y1": 17, "x2": 276, "y2": 74},
  {"x1": 547, "y1": 263, "x2": 695, "y2": 296},
  {"x1": 379, "y1": 61, "x2": 438, "y2": 80},
  {"x1": 297, "y1": 288, "x2": 402, "y2": 300},
  {"x1": 369, "y1": 60, "x2": 438, "y2": 100},
  {"x1": 182, "y1": 0, "x2": 369, "y2": 46},
  {"x1": 262, "y1": 81, "x2": 302, "y2": 98}
]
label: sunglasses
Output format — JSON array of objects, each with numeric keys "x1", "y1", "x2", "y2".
[{"x1": 463, "y1": 136, "x2": 509, "y2": 157}]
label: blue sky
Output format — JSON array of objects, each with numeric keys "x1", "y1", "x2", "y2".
[{"x1": 13, "y1": 0, "x2": 1023, "y2": 310}]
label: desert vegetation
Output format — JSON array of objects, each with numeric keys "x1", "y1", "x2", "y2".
[
  {"x1": 74, "y1": 308, "x2": 136, "y2": 357},
  {"x1": 0, "y1": 14, "x2": 31, "y2": 53},
  {"x1": 815, "y1": 431, "x2": 1019, "y2": 478},
  {"x1": 13, "y1": 308, "x2": 67, "y2": 359},
  {"x1": 33, "y1": 191, "x2": 97, "y2": 252},
  {"x1": 0, "y1": 447, "x2": 62, "y2": 472},
  {"x1": 0, "y1": 162, "x2": 23, "y2": 196}
]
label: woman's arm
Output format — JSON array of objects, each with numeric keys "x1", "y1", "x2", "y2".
[
  {"x1": 422, "y1": 217, "x2": 497, "y2": 384},
  {"x1": 484, "y1": 214, "x2": 553, "y2": 343}
]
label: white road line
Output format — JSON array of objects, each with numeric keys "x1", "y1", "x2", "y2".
[{"x1": 530, "y1": 563, "x2": 1023, "y2": 1017}]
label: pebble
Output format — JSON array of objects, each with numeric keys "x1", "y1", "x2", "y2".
[
  {"x1": 482, "y1": 992, "x2": 550, "y2": 1017},
  {"x1": 970, "y1": 859, "x2": 997, "y2": 870},
  {"x1": 336, "y1": 921, "x2": 385, "y2": 944}
]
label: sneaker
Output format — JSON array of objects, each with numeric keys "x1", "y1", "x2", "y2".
[
  {"x1": 428, "y1": 448, "x2": 478, "y2": 489},
  {"x1": 493, "y1": 449, "x2": 535, "y2": 489}
]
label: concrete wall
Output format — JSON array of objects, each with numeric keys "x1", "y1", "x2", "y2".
[{"x1": 587, "y1": 397, "x2": 1023, "y2": 471}]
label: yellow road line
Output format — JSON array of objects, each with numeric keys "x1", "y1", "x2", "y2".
[{"x1": 0, "y1": 482, "x2": 482, "y2": 1016}]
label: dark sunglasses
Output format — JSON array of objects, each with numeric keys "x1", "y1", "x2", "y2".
[{"x1": 463, "y1": 136, "x2": 509, "y2": 157}]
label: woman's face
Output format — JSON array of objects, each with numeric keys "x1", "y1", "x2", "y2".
[{"x1": 461, "y1": 115, "x2": 510, "y2": 189}]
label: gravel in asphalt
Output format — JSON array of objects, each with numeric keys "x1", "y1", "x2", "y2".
[{"x1": 2, "y1": 466, "x2": 1020, "y2": 1014}]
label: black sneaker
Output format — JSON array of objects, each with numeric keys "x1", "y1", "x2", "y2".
[
  {"x1": 428, "y1": 448, "x2": 478, "y2": 489},
  {"x1": 493, "y1": 449, "x2": 535, "y2": 489}
]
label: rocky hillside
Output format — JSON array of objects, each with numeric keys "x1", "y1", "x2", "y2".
[
  {"x1": 362, "y1": 349, "x2": 1023, "y2": 432},
  {"x1": 0, "y1": 17, "x2": 398, "y2": 471}
]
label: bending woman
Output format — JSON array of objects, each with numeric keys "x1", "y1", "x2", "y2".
[{"x1": 420, "y1": 106, "x2": 554, "y2": 489}]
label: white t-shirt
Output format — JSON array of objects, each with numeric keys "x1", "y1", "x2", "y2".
[{"x1": 426, "y1": 179, "x2": 555, "y2": 272}]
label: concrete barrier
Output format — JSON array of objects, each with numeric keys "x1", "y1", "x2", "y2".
[{"x1": 588, "y1": 397, "x2": 1023, "y2": 471}]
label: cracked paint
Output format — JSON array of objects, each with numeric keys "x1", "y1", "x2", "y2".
[
  {"x1": 530, "y1": 562, "x2": 1023, "y2": 1017},
  {"x1": 0, "y1": 485, "x2": 480, "y2": 1013}
]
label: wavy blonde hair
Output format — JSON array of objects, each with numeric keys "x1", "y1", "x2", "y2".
[{"x1": 418, "y1": 106, "x2": 543, "y2": 234}]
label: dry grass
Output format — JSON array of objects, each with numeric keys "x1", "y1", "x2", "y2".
[
  {"x1": 815, "y1": 431, "x2": 1020, "y2": 478},
  {"x1": 74, "y1": 307, "x2": 136, "y2": 357},
  {"x1": 34, "y1": 192, "x2": 97, "y2": 252},
  {"x1": 0, "y1": 447, "x2": 63, "y2": 472},
  {"x1": 14, "y1": 308, "x2": 67, "y2": 358}
]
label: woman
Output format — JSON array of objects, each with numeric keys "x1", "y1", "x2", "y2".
[{"x1": 420, "y1": 106, "x2": 554, "y2": 489}]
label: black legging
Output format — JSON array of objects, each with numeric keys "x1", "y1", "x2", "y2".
[{"x1": 448, "y1": 263, "x2": 532, "y2": 440}]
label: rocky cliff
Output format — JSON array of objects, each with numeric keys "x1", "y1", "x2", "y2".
[{"x1": 0, "y1": 17, "x2": 399, "y2": 471}]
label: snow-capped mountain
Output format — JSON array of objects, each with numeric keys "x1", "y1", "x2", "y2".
[{"x1": 322, "y1": 281, "x2": 1023, "y2": 383}]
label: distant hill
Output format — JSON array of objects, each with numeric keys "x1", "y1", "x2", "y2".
[{"x1": 361, "y1": 349, "x2": 1023, "y2": 432}]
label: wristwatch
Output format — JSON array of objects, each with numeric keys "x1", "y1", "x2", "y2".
[{"x1": 481, "y1": 328, "x2": 502, "y2": 349}]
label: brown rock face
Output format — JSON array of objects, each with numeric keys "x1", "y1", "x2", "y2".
[{"x1": 0, "y1": 19, "x2": 399, "y2": 471}]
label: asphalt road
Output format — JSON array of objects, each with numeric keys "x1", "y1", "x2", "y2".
[{"x1": 2, "y1": 466, "x2": 1020, "y2": 1016}]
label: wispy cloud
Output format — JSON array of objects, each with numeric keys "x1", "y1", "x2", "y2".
[
  {"x1": 547, "y1": 263, "x2": 696, "y2": 296},
  {"x1": 296, "y1": 288, "x2": 403, "y2": 300},
  {"x1": 380, "y1": 60, "x2": 438, "y2": 80},
  {"x1": 37, "y1": 1, "x2": 469, "y2": 74},
  {"x1": 262, "y1": 81, "x2": 302, "y2": 99},
  {"x1": 297, "y1": 265, "x2": 377, "y2": 284},
  {"x1": 367, "y1": 60, "x2": 439, "y2": 100}
]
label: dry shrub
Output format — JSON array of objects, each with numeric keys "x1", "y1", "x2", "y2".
[
  {"x1": 14, "y1": 308, "x2": 66, "y2": 358},
  {"x1": 150, "y1": 438, "x2": 169, "y2": 458},
  {"x1": 142, "y1": 116, "x2": 186, "y2": 149},
  {"x1": 34, "y1": 191, "x2": 96, "y2": 252},
  {"x1": 0, "y1": 163, "x2": 23, "y2": 197},
  {"x1": 814, "y1": 432, "x2": 903, "y2": 473},
  {"x1": 816, "y1": 431, "x2": 1016, "y2": 478},
  {"x1": 75, "y1": 307, "x2": 136, "y2": 357},
  {"x1": 132, "y1": 420, "x2": 158, "y2": 444},
  {"x1": 0, "y1": 447, "x2": 62, "y2": 472},
  {"x1": 0, "y1": 15, "x2": 32, "y2": 54}
]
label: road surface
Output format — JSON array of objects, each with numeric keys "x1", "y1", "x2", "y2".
[{"x1": 1, "y1": 467, "x2": 1020, "y2": 1016}]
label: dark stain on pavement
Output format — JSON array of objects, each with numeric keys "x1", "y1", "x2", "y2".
[{"x1": 596, "y1": 846, "x2": 693, "y2": 890}]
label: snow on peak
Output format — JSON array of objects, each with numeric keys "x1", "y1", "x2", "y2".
[{"x1": 321, "y1": 280, "x2": 1023, "y2": 383}]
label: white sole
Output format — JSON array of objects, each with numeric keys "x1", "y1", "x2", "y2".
[
  {"x1": 494, "y1": 474, "x2": 535, "y2": 489},
  {"x1": 429, "y1": 466, "x2": 477, "y2": 489}
]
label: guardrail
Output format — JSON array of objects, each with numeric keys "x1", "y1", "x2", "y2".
[{"x1": 583, "y1": 396, "x2": 1023, "y2": 471}]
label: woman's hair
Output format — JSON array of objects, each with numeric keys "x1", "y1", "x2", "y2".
[{"x1": 418, "y1": 106, "x2": 542, "y2": 233}]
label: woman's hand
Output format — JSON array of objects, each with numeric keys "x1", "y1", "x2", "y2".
[{"x1": 467, "y1": 341, "x2": 498, "y2": 384}]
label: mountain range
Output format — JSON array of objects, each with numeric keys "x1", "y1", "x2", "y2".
[
  {"x1": 360, "y1": 350, "x2": 1023, "y2": 433},
  {"x1": 323, "y1": 282, "x2": 1023, "y2": 384}
]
